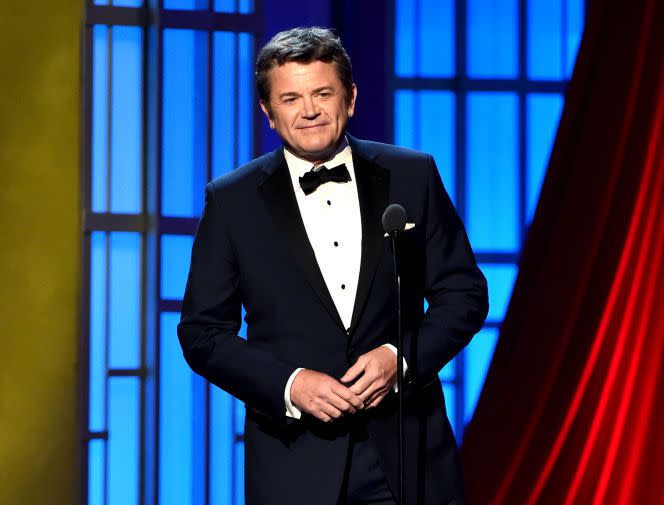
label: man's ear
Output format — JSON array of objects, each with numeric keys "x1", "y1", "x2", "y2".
[
  {"x1": 259, "y1": 101, "x2": 275, "y2": 129},
  {"x1": 347, "y1": 83, "x2": 358, "y2": 118}
]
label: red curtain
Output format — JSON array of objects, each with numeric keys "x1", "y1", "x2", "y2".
[{"x1": 460, "y1": 1, "x2": 664, "y2": 504}]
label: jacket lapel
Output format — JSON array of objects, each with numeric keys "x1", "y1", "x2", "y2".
[
  {"x1": 257, "y1": 149, "x2": 346, "y2": 333},
  {"x1": 348, "y1": 136, "x2": 390, "y2": 333}
]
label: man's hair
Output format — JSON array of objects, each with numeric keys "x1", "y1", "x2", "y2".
[{"x1": 256, "y1": 27, "x2": 354, "y2": 108}]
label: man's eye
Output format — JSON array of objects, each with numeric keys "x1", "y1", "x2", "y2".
[
  {"x1": 318, "y1": 92, "x2": 331, "y2": 98},
  {"x1": 283, "y1": 97, "x2": 297, "y2": 103}
]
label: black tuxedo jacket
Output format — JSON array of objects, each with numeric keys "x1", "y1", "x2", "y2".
[{"x1": 178, "y1": 135, "x2": 488, "y2": 505}]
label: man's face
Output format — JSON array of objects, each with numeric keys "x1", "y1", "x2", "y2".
[{"x1": 260, "y1": 60, "x2": 357, "y2": 164}]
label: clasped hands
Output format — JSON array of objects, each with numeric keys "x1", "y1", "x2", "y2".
[{"x1": 290, "y1": 346, "x2": 397, "y2": 423}]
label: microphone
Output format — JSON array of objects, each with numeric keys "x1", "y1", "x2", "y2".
[
  {"x1": 382, "y1": 203, "x2": 407, "y2": 505},
  {"x1": 382, "y1": 203, "x2": 407, "y2": 235}
]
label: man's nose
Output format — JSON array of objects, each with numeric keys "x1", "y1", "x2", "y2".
[{"x1": 301, "y1": 97, "x2": 320, "y2": 119}]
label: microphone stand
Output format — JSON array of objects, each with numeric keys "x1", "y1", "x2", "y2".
[{"x1": 390, "y1": 232, "x2": 405, "y2": 505}]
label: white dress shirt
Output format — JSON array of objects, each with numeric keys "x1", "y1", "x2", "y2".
[{"x1": 281, "y1": 138, "x2": 406, "y2": 419}]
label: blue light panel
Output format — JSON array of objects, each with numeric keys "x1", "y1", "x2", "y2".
[
  {"x1": 88, "y1": 440, "x2": 105, "y2": 505},
  {"x1": 565, "y1": 0, "x2": 585, "y2": 78},
  {"x1": 111, "y1": 26, "x2": 142, "y2": 214},
  {"x1": 162, "y1": 29, "x2": 208, "y2": 217},
  {"x1": 463, "y1": 327, "x2": 499, "y2": 424},
  {"x1": 159, "y1": 312, "x2": 194, "y2": 505},
  {"x1": 527, "y1": 0, "x2": 563, "y2": 79},
  {"x1": 214, "y1": 0, "x2": 236, "y2": 12},
  {"x1": 526, "y1": 93, "x2": 563, "y2": 222},
  {"x1": 466, "y1": 92, "x2": 519, "y2": 252},
  {"x1": 108, "y1": 232, "x2": 141, "y2": 369},
  {"x1": 213, "y1": 32, "x2": 236, "y2": 178},
  {"x1": 89, "y1": 232, "x2": 107, "y2": 431},
  {"x1": 164, "y1": 0, "x2": 207, "y2": 9},
  {"x1": 439, "y1": 357, "x2": 456, "y2": 382},
  {"x1": 210, "y1": 388, "x2": 234, "y2": 505},
  {"x1": 480, "y1": 263, "x2": 518, "y2": 322},
  {"x1": 114, "y1": 0, "x2": 143, "y2": 7},
  {"x1": 161, "y1": 234, "x2": 194, "y2": 300},
  {"x1": 442, "y1": 384, "x2": 457, "y2": 440},
  {"x1": 237, "y1": 33, "x2": 254, "y2": 165},
  {"x1": 108, "y1": 377, "x2": 140, "y2": 505},
  {"x1": 92, "y1": 25, "x2": 108, "y2": 213},
  {"x1": 239, "y1": 0, "x2": 254, "y2": 14},
  {"x1": 395, "y1": 0, "x2": 416, "y2": 76},
  {"x1": 234, "y1": 442, "x2": 245, "y2": 505},
  {"x1": 394, "y1": 90, "x2": 415, "y2": 148},
  {"x1": 395, "y1": 0, "x2": 455, "y2": 77},
  {"x1": 394, "y1": 90, "x2": 456, "y2": 203},
  {"x1": 420, "y1": 0, "x2": 455, "y2": 76},
  {"x1": 467, "y1": 0, "x2": 518, "y2": 78}
]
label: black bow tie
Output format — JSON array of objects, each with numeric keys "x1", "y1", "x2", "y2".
[{"x1": 299, "y1": 163, "x2": 351, "y2": 195}]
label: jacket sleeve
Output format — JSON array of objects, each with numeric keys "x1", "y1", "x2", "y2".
[
  {"x1": 404, "y1": 156, "x2": 489, "y2": 385},
  {"x1": 177, "y1": 182, "x2": 298, "y2": 424}
]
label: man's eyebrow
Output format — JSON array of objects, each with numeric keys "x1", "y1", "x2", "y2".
[
  {"x1": 277, "y1": 91, "x2": 300, "y2": 100},
  {"x1": 313, "y1": 86, "x2": 334, "y2": 93}
]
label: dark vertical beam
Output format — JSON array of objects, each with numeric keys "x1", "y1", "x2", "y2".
[
  {"x1": 455, "y1": 0, "x2": 468, "y2": 441},
  {"x1": 78, "y1": 13, "x2": 94, "y2": 505},
  {"x1": 337, "y1": 0, "x2": 389, "y2": 143}
]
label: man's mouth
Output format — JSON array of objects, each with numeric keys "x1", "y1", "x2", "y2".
[{"x1": 298, "y1": 124, "x2": 328, "y2": 129}]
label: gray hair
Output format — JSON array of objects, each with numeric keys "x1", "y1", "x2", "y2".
[{"x1": 256, "y1": 27, "x2": 354, "y2": 108}]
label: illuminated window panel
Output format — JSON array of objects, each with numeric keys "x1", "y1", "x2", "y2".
[
  {"x1": 92, "y1": 26, "x2": 108, "y2": 213},
  {"x1": 108, "y1": 377, "x2": 140, "y2": 505},
  {"x1": 214, "y1": 0, "x2": 254, "y2": 13},
  {"x1": 108, "y1": 232, "x2": 142, "y2": 369},
  {"x1": 114, "y1": 0, "x2": 144, "y2": 6},
  {"x1": 164, "y1": 0, "x2": 208, "y2": 9},
  {"x1": 210, "y1": 388, "x2": 234, "y2": 505},
  {"x1": 162, "y1": 29, "x2": 209, "y2": 218},
  {"x1": 88, "y1": 440, "x2": 105, "y2": 505},
  {"x1": 89, "y1": 232, "x2": 107, "y2": 432},
  {"x1": 111, "y1": 26, "x2": 143, "y2": 214},
  {"x1": 463, "y1": 327, "x2": 500, "y2": 424},
  {"x1": 526, "y1": 93, "x2": 564, "y2": 222},
  {"x1": 213, "y1": 31, "x2": 237, "y2": 178},
  {"x1": 394, "y1": 90, "x2": 456, "y2": 203},
  {"x1": 480, "y1": 263, "x2": 518, "y2": 323},
  {"x1": 234, "y1": 442, "x2": 245, "y2": 505},
  {"x1": 395, "y1": 0, "x2": 455, "y2": 77},
  {"x1": 439, "y1": 356, "x2": 456, "y2": 383},
  {"x1": 443, "y1": 384, "x2": 457, "y2": 439},
  {"x1": 161, "y1": 234, "x2": 194, "y2": 300},
  {"x1": 467, "y1": 0, "x2": 519, "y2": 78},
  {"x1": 237, "y1": 33, "x2": 254, "y2": 166},
  {"x1": 212, "y1": 32, "x2": 254, "y2": 177},
  {"x1": 466, "y1": 92, "x2": 519, "y2": 252},
  {"x1": 527, "y1": 0, "x2": 564, "y2": 80},
  {"x1": 564, "y1": 0, "x2": 585, "y2": 77},
  {"x1": 159, "y1": 312, "x2": 205, "y2": 505}
]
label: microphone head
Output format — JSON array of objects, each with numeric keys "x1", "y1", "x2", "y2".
[{"x1": 382, "y1": 204, "x2": 407, "y2": 234}]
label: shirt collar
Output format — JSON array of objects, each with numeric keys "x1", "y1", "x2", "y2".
[{"x1": 284, "y1": 136, "x2": 352, "y2": 180}]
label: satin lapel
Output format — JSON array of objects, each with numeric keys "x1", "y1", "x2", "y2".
[
  {"x1": 257, "y1": 154, "x2": 346, "y2": 333},
  {"x1": 349, "y1": 148, "x2": 390, "y2": 333}
]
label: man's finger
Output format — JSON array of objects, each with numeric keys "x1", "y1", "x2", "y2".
[
  {"x1": 326, "y1": 390, "x2": 357, "y2": 414},
  {"x1": 358, "y1": 382, "x2": 383, "y2": 403},
  {"x1": 319, "y1": 403, "x2": 343, "y2": 421},
  {"x1": 332, "y1": 384, "x2": 365, "y2": 410},
  {"x1": 367, "y1": 392, "x2": 387, "y2": 409},
  {"x1": 339, "y1": 358, "x2": 366, "y2": 383},
  {"x1": 348, "y1": 373, "x2": 374, "y2": 396}
]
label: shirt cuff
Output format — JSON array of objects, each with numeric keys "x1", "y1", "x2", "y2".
[
  {"x1": 284, "y1": 367, "x2": 305, "y2": 419},
  {"x1": 381, "y1": 343, "x2": 408, "y2": 393}
]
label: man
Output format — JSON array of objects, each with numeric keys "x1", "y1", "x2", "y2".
[{"x1": 178, "y1": 27, "x2": 488, "y2": 505}]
